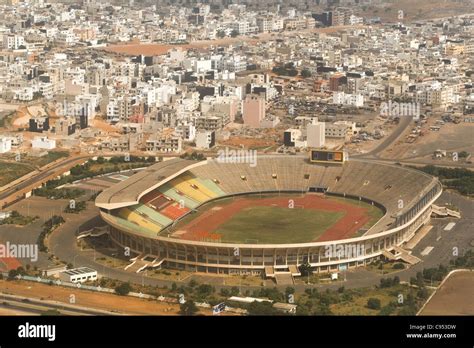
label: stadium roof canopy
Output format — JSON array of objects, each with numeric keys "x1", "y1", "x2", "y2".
[{"x1": 95, "y1": 158, "x2": 204, "y2": 210}]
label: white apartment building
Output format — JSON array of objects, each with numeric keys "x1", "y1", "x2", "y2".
[
  {"x1": 56, "y1": 30, "x2": 77, "y2": 46},
  {"x1": 59, "y1": 267, "x2": 97, "y2": 284},
  {"x1": 107, "y1": 96, "x2": 139, "y2": 123},
  {"x1": 306, "y1": 121, "x2": 326, "y2": 148},
  {"x1": 151, "y1": 83, "x2": 176, "y2": 107},
  {"x1": 39, "y1": 82, "x2": 55, "y2": 99},
  {"x1": 223, "y1": 56, "x2": 247, "y2": 73},
  {"x1": 415, "y1": 85, "x2": 455, "y2": 107},
  {"x1": 231, "y1": 20, "x2": 250, "y2": 35},
  {"x1": 257, "y1": 16, "x2": 284, "y2": 33},
  {"x1": 193, "y1": 59, "x2": 212, "y2": 73},
  {"x1": 195, "y1": 130, "x2": 215, "y2": 149},
  {"x1": 256, "y1": 17, "x2": 272, "y2": 32},
  {"x1": 15, "y1": 87, "x2": 35, "y2": 101},
  {"x1": 32, "y1": 136, "x2": 56, "y2": 150},
  {"x1": 325, "y1": 121, "x2": 358, "y2": 139},
  {"x1": 3, "y1": 34, "x2": 25, "y2": 50},
  {"x1": 348, "y1": 15, "x2": 363, "y2": 25},
  {"x1": 0, "y1": 134, "x2": 22, "y2": 147},
  {"x1": 332, "y1": 92, "x2": 364, "y2": 107},
  {"x1": 0, "y1": 137, "x2": 12, "y2": 154},
  {"x1": 273, "y1": 19, "x2": 284, "y2": 31}
]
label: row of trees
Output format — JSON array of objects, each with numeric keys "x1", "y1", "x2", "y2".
[
  {"x1": 0, "y1": 211, "x2": 38, "y2": 226},
  {"x1": 33, "y1": 187, "x2": 85, "y2": 200},
  {"x1": 37, "y1": 215, "x2": 65, "y2": 252},
  {"x1": 416, "y1": 165, "x2": 474, "y2": 195},
  {"x1": 272, "y1": 62, "x2": 312, "y2": 78},
  {"x1": 180, "y1": 152, "x2": 206, "y2": 161},
  {"x1": 64, "y1": 201, "x2": 86, "y2": 214}
]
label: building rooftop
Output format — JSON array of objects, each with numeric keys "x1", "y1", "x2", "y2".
[{"x1": 62, "y1": 267, "x2": 97, "y2": 276}]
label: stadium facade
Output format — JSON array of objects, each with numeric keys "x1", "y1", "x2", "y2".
[{"x1": 95, "y1": 156, "x2": 442, "y2": 276}]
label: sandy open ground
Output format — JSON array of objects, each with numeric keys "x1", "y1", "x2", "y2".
[
  {"x1": 0, "y1": 279, "x2": 182, "y2": 315},
  {"x1": 419, "y1": 271, "x2": 474, "y2": 315},
  {"x1": 0, "y1": 103, "x2": 19, "y2": 112},
  {"x1": 363, "y1": 0, "x2": 474, "y2": 22}
]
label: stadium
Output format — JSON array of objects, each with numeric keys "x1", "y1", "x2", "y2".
[{"x1": 95, "y1": 154, "x2": 442, "y2": 279}]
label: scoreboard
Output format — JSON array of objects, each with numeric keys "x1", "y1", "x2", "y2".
[{"x1": 310, "y1": 149, "x2": 346, "y2": 164}]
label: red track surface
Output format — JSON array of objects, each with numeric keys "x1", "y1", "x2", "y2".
[
  {"x1": 0, "y1": 257, "x2": 22, "y2": 271},
  {"x1": 178, "y1": 195, "x2": 371, "y2": 242}
]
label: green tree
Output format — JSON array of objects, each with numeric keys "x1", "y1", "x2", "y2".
[
  {"x1": 115, "y1": 282, "x2": 132, "y2": 296},
  {"x1": 301, "y1": 69, "x2": 312, "y2": 78},
  {"x1": 285, "y1": 287, "x2": 295, "y2": 301},
  {"x1": 378, "y1": 303, "x2": 396, "y2": 315},
  {"x1": 367, "y1": 298, "x2": 381, "y2": 310},
  {"x1": 298, "y1": 262, "x2": 312, "y2": 277},
  {"x1": 417, "y1": 287, "x2": 429, "y2": 300},
  {"x1": 180, "y1": 300, "x2": 199, "y2": 315},
  {"x1": 393, "y1": 263, "x2": 405, "y2": 269},
  {"x1": 7, "y1": 269, "x2": 19, "y2": 280},
  {"x1": 248, "y1": 301, "x2": 278, "y2": 315}
]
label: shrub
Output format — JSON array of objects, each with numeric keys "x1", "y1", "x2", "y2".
[
  {"x1": 179, "y1": 300, "x2": 199, "y2": 316},
  {"x1": 115, "y1": 282, "x2": 132, "y2": 296},
  {"x1": 367, "y1": 298, "x2": 381, "y2": 310}
]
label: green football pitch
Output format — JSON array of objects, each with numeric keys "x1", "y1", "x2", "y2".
[{"x1": 215, "y1": 206, "x2": 344, "y2": 244}]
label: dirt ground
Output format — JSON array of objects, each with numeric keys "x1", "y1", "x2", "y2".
[
  {"x1": 90, "y1": 118, "x2": 121, "y2": 134},
  {"x1": 0, "y1": 306, "x2": 35, "y2": 315},
  {"x1": 177, "y1": 194, "x2": 373, "y2": 242},
  {"x1": 0, "y1": 279, "x2": 183, "y2": 315},
  {"x1": 363, "y1": 0, "x2": 473, "y2": 22},
  {"x1": 219, "y1": 136, "x2": 276, "y2": 149},
  {"x1": 12, "y1": 105, "x2": 47, "y2": 128},
  {"x1": 102, "y1": 25, "x2": 365, "y2": 56},
  {"x1": 419, "y1": 271, "x2": 474, "y2": 315},
  {"x1": 381, "y1": 120, "x2": 474, "y2": 162}
]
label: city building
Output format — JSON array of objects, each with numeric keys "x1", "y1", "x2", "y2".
[
  {"x1": 242, "y1": 94, "x2": 266, "y2": 128},
  {"x1": 59, "y1": 267, "x2": 98, "y2": 284}
]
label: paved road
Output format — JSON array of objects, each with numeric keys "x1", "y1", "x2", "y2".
[
  {"x1": 354, "y1": 116, "x2": 413, "y2": 159},
  {"x1": 355, "y1": 157, "x2": 474, "y2": 169},
  {"x1": 0, "y1": 293, "x2": 118, "y2": 316},
  {"x1": 352, "y1": 117, "x2": 474, "y2": 169},
  {"x1": 0, "y1": 155, "x2": 90, "y2": 201}
]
